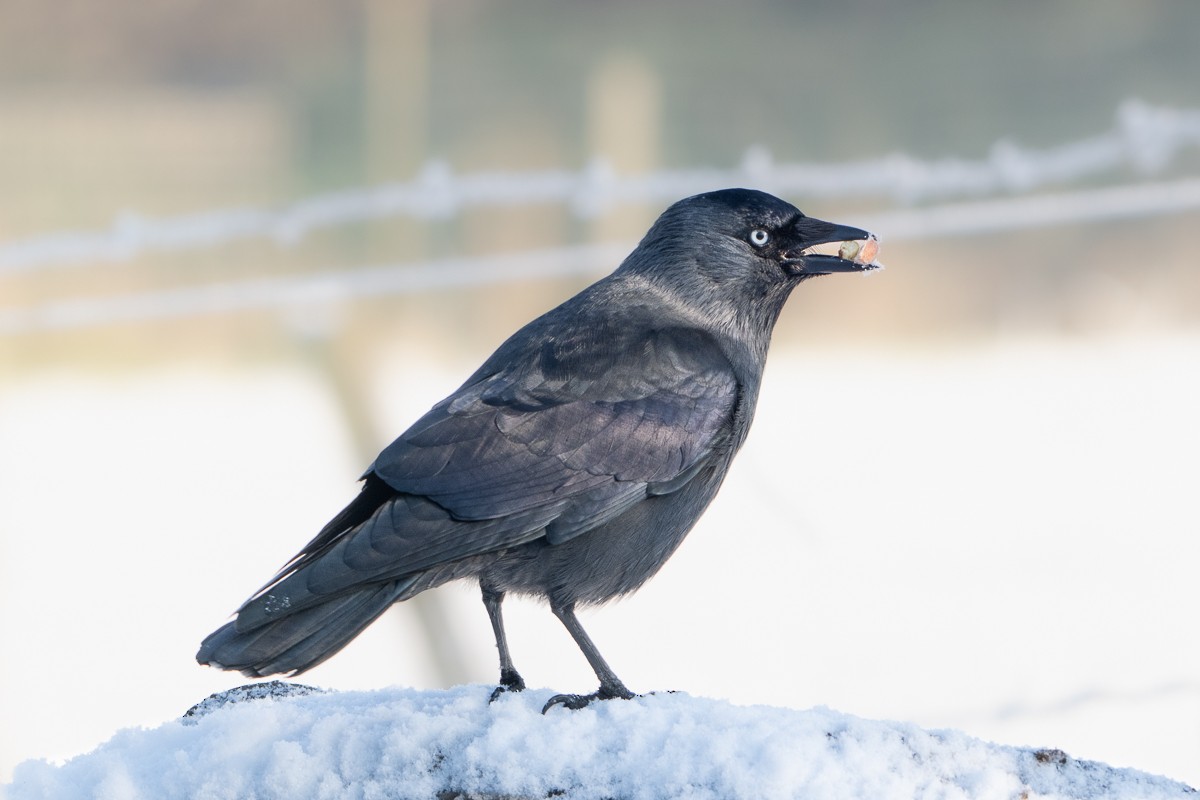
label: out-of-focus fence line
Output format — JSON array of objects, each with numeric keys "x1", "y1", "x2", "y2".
[
  {"x1": 4, "y1": 175, "x2": 1200, "y2": 336},
  {"x1": 2, "y1": 99, "x2": 1199, "y2": 276},
  {"x1": 0, "y1": 243, "x2": 631, "y2": 335}
]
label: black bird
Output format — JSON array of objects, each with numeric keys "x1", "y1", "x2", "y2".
[{"x1": 197, "y1": 188, "x2": 879, "y2": 711}]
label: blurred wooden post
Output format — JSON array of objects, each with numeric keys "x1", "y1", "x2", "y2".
[
  {"x1": 586, "y1": 53, "x2": 662, "y2": 240},
  {"x1": 364, "y1": 0, "x2": 429, "y2": 181}
]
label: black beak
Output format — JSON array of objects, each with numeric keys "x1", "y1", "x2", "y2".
[{"x1": 781, "y1": 216, "x2": 879, "y2": 276}]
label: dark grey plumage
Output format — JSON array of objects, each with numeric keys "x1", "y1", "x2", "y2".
[{"x1": 197, "y1": 188, "x2": 877, "y2": 710}]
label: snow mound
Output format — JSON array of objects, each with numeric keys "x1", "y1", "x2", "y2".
[{"x1": 5, "y1": 685, "x2": 1194, "y2": 800}]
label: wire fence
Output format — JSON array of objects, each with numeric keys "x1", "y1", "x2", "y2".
[
  {"x1": 4, "y1": 99, "x2": 1200, "y2": 277},
  {"x1": 3, "y1": 99, "x2": 1200, "y2": 335}
]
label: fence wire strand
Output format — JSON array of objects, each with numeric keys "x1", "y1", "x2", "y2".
[
  {"x1": 2, "y1": 99, "x2": 1199, "y2": 277},
  {"x1": 3, "y1": 99, "x2": 1200, "y2": 335}
]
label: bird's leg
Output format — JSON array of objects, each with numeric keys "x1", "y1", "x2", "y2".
[
  {"x1": 542, "y1": 601, "x2": 636, "y2": 713},
  {"x1": 483, "y1": 587, "x2": 525, "y2": 702}
]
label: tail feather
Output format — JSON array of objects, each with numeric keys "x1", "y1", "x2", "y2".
[{"x1": 197, "y1": 579, "x2": 413, "y2": 677}]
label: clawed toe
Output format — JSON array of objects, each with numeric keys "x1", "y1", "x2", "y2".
[
  {"x1": 541, "y1": 685, "x2": 636, "y2": 714},
  {"x1": 488, "y1": 669, "x2": 527, "y2": 704},
  {"x1": 541, "y1": 692, "x2": 594, "y2": 712},
  {"x1": 488, "y1": 668, "x2": 526, "y2": 703}
]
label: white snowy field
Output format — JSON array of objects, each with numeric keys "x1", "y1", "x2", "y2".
[
  {"x1": 1, "y1": 333, "x2": 1198, "y2": 789},
  {"x1": 5, "y1": 684, "x2": 1196, "y2": 799}
]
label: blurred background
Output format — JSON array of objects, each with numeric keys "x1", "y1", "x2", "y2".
[{"x1": 2, "y1": 0, "x2": 1199, "y2": 787}]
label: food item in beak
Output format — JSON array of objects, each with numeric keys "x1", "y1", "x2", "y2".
[{"x1": 839, "y1": 235, "x2": 880, "y2": 265}]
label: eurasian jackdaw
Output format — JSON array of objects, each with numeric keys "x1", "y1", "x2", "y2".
[{"x1": 197, "y1": 188, "x2": 879, "y2": 711}]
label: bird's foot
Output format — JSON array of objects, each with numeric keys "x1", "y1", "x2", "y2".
[
  {"x1": 541, "y1": 683, "x2": 636, "y2": 714},
  {"x1": 487, "y1": 668, "x2": 526, "y2": 703}
]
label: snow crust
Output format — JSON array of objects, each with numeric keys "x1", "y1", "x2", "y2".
[{"x1": 5, "y1": 685, "x2": 1193, "y2": 800}]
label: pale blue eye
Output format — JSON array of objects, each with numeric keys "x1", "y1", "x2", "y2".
[{"x1": 749, "y1": 229, "x2": 770, "y2": 247}]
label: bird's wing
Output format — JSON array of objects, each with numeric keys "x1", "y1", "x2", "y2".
[
  {"x1": 381, "y1": 325, "x2": 739, "y2": 523},
  {"x1": 237, "y1": 324, "x2": 739, "y2": 620}
]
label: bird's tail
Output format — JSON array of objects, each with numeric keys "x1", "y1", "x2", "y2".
[{"x1": 196, "y1": 579, "x2": 413, "y2": 677}]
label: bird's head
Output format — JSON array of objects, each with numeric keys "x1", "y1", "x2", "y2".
[
  {"x1": 613, "y1": 188, "x2": 881, "y2": 342},
  {"x1": 663, "y1": 188, "x2": 880, "y2": 278}
]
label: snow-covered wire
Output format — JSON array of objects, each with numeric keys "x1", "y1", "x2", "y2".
[
  {"x1": 4, "y1": 175, "x2": 1199, "y2": 336},
  {"x1": 0, "y1": 243, "x2": 629, "y2": 335},
  {"x1": 2, "y1": 99, "x2": 1199, "y2": 276},
  {"x1": 857, "y1": 175, "x2": 1200, "y2": 240}
]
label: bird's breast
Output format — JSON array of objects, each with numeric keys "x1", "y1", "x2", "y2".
[{"x1": 479, "y1": 462, "x2": 727, "y2": 606}]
